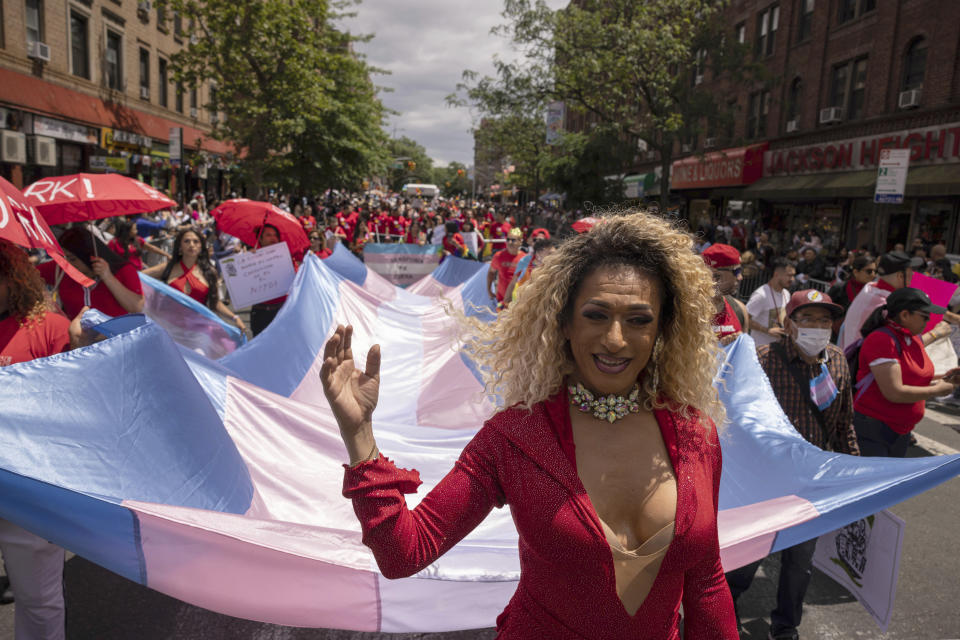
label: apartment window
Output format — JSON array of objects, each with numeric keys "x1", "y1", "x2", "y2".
[
  {"x1": 797, "y1": 0, "x2": 814, "y2": 41},
  {"x1": 189, "y1": 86, "x2": 197, "y2": 117},
  {"x1": 173, "y1": 11, "x2": 182, "y2": 36},
  {"x1": 1, "y1": 0, "x2": 5, "y2": 50},
  {"x1": 755, "y1": 4, "x2": 779, "y2": 58},
  {"x1": 25, "y1": 0, "x2": 43, "y2": 45},
  {"x1": 70, "y1": 11, "x2": 89, "y2": 78},
  {"x1": 902, "y1": 37, "x2": 927, "y2": 91},
  {"x1": 747, "y1": 90, "x2": 770, "y2": 138},
  {"x1": 786, "y1": 77, "x2": 802, "y2": 124},
  {"x1": 829, "y1": 57, "x2": 867, "y2": 121},
  {"x1": 208, "y1": 85, "x2": 217, "y2": 122},
  {"x1": 735, "y1": 22, "x2": 746, "y2": 44},
  {"x1": 691, "y1": 49, "x2": 706, "y2": 87},
  {"x1": 175, "y1": 82, "x2": 183, "y2": 113},
  {"x1": 158, "y1": 57, "x2": 168, "y2": 107},
  {"x1": 838, "y1": 0, "x2": 875, "y2": 24},
  {"x1": 105, "y1": 30, "x2": 122, "y2": 90},
  {"x1": 139, "y1": 48, "x2": 149, "y2": 99},
  {"x1": 156, "y1": 1, "x2": 167, "y2": 32},
  {"x1": 848, "y1": 58, "x2": 867, "y2": 120}
]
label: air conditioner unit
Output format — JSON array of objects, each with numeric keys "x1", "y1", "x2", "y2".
[
  {"x1": 28, "y1": 135, "x2": 56, "y2": 167},
  {"x1": 138, "y1": 0, "x2": 151, "y2": 12},
  {"x1": 27, "y1": 41, "x2": 51, "y2": 62},
  {"x1": 210, "y1": 114, "x2": 219, "y2": 124},
  {"x1": 785, "y1": 119, "x2": 799, "y2": 133},
  {"x1": 1, "y1": 131, "x2": 27, "y2": 164},
  {"x1": 636, "y1": 139, "x2": 648, "y2": 152},
  {"x1": 140, "y1": 86, "x2": 150, "y2": 99},
  {"x1": 646, "y1": 151, "x2": 657, "y2": 160},
  {"x1": 189, "y1": 107, "x2": 198, "y2": 119},
  {"x1": 694, "y1": 74, "x2": 704, "y2": 86},
  {"x1": 681, "y1": 143, "x2": 693, "y2": 153},
  {"x1": 819, "y1": 106, "x2": 843, "y2": 124},
  {"x1": 189, "y1": 34, "x2": 199, "y2": 45},
  {"x1": 898, "y1": 88, "x2": 921, "y2": 109},
  {"x1": 704, "y1": 137, "x2": 717, "y2": 148}
]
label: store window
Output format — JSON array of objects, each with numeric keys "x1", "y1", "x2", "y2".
[
  {"x1": 755, "y1": 4, "x2": 779, "y2": 58},
  {"x1": 902, "y1": 37, "x2": 927, "y2": 91},
  {"x1": 25, "y1": 0, "x2": 43, "y2": 45},
  {"x1": 70, "y1": 11, "x2": 89, "y2": 79},
  {"x1": 158, "y1": 58, "x2": 168, "y2": 107},
  {"x1": 746, "y1": 90, "x2": 770, "y2": 139},
  {"x1": 139, "y1": 48, "x2": 150, "y2": 99},
  {"x1": 915, "y1": 201, "x2": 953, "y2": 248},
  {"x1": 797, "y1": 0, "x2": 814, "y2": 41},
  {"x1": 105, "y1": 30, "x2": 122, "y2": 90}
]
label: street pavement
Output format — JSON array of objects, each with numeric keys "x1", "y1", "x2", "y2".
[{"x1": 2, "y1": 412, "x2": 959, "y2": 639}]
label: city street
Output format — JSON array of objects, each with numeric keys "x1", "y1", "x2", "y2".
[{"x1": 2, "y1": 413, "x2": 958, "y2": 640}]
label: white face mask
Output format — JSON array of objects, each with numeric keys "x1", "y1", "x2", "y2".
[{"x1": 794, "y1": 327, "x2": 831, "y2": 357}]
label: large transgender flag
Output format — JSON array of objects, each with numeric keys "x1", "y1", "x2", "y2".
[{"x1": 1, "y1": 246, "x2": 959, "y2": 632}]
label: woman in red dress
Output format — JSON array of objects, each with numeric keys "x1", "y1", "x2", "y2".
[
  {"x1": 321, "y1": 211, "x2": 737, "y2": 639},
  {"x1": 107, "y1": 219, "x2": 171, "y2": 271},
  {"x1": 143, "y1": 228, "x2": 245, "y2": 333}
]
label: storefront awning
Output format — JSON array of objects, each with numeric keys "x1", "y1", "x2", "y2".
[{"x1": 744, "y1": 165, "x2": 960, "y2": 200}]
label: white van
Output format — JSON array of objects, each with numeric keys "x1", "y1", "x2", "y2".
[{"x1": 402, "y1": 183, "x2": 440, "y2": 199}]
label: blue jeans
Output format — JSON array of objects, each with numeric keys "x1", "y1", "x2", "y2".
[
  {"x1": 725, "y1": 536, "x2": 819, "y2": 636},
  {"x1": 853, "y1": 412, "x2": 911, "y2": 458}
]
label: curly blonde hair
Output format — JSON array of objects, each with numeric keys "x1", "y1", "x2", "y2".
[
  {"x1": 461, "y1": 210, "x2": 725, "y2": 427},
  {"x1": 0, "y1": 239, "x2": 48, "y2": 325}
]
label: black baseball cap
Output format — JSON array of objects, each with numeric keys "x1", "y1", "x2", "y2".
[
  {"x1": 877, "y1": 250, "x2": 924, "y2": 275},
  {"x1": 886, "y1": 287, "x2": 946, "y2": 316}
]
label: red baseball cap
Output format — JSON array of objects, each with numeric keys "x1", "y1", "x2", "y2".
[
  {"x1": 785, "y1": 289, "x2": 844, "y2": 319},
  {"x1": 702, "y1": 243, "x2": 741, "y2": 269}
]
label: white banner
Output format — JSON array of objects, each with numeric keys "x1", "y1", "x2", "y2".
[
  {"x1": 219, "y1": 242, "x2": 296, "y2": 309},
  {"x1": 813, "y1": 510, "x2": 904, "y2": 632},
  {"x1": 874, "y1": 148, "x2": 911, "y2": 204}
]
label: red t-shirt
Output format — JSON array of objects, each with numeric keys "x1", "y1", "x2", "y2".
[
  {"x1": 37, "y1": 261, "x2": 143, "y2": 319},
  {"x1": 0, "y1": 311, "x2": 71, "y2": 367},
  {"x1": 314, "y1": 248, "x2": 332, "y2": 259},
  {"x1": 108, "y1": 237, "x2": 145, "y2": 271},
  {"x1": 490, "y1": 249, "x2": 527, "y2": 302},
  {"x1": 300, "y1": 215, "x2": 317, "y2": 232},
  {"x1": 442, "y1": 233, "x2": 468, "y2": 256},
  {"x1": 712, "y1": 299, "x2": 743, "y2": 339},
  {"x1": 854, "y1": 323, "x2": 933, "y2": 433}
]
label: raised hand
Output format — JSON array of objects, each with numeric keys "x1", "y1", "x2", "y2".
[{"x1": 320, "y1": 324, "x2": 381, "y2": 439}]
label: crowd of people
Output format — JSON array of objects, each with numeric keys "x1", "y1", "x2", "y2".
[{"x1": 3, "y1": 194, "x2": 960, "y2": 639}]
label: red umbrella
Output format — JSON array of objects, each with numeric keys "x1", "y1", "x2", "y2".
[
  {"x1": 0, "y1": 177, "x2": 93, "y2": 286},
  {"x1": 22, "y1": 173, "x2": 175, "y2": 225},
  {"x1": 211, "y1": 199, "x2": 310, "y2": 255},
  {"x1": 571, "y1": 216, "x2": 602, "y2": 233}
]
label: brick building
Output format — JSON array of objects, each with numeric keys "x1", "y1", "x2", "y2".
[
  {"x1": 571, "y1": 1, "x2": 960, "y2": 253},
  {"x1": 0, "y1": 0, "x2": 231, "y2": 200}
]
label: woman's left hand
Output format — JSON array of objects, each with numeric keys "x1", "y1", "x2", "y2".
[
  {"x1": 90, "y1": 256, "x2": 113, "y2": 281},
  {"x1": 234, "y1": 315, "x2": 246, "y2": 332}
]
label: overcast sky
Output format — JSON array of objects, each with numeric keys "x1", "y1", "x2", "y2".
[{"x1": 340, "y1": 1, "x2": 564, "y2": 168}]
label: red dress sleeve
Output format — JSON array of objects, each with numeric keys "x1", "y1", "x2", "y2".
[
  {"x1": 681, "y1": 420, "x2": 738, "y2": 638},
  {"x1": 342, "y1": 426, "x2": 506, "y2": 579}
]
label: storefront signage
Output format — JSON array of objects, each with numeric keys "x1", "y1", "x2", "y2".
[
  {"x1": 766, "y1": 123, "x2": 960, "y2": 176},
  {"x1": 873, "y1": 148, "x2": 910, "y2": 204},
  {"x1": 33, "y1": 116, "x2": 99, "y2": 145},
  {"x1": 102, "y1": 128, "x2": 153, "y2": 150},
  {"x1": 671, "y1": 143, "x2": 767, "y2": 189}
]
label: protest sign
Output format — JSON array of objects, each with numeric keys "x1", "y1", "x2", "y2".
[
  {"x1": 813, "y1": 510, "x2": 904, "y2": 632},
  {"x1": 219, "y1": 242, "x2": 296, "y2": 309},
  {"x1": 363, "y1": 243, "x2": 442, "y2": 287}
]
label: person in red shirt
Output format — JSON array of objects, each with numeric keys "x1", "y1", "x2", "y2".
[
  {"x1": 320, "y1": 211, "x2": 737, "y2": 638},
  {"x1": 107, "y1": 219, "x2": 170, "y2": 271},
  {"x1": 37, "y1": 227, "x2": 144, "y2": 319},
  {"x1": 853, "y1": 287, "x2": 959, "y2": 457},
  {"x1": 487, "y1": 228, "x2": 527, "y2": 309},
  {"x1": 404, "y1": 220, "x2": 427, "y2": 245},
  {"x1": 299, "y1": 212, "x2": 317, "y2": 234},
  {"x1": 309, "y1": 232, "x2": 332, "y2": 259},
  {"x1": 441, "y1": 221, "x2": 470, "y2": 258},
  {"x1": 702, "y1": 244, "x2": 750, "y2": 345},
  {"x1": 0, "y1": 238, "x2": 73, "y2": 639}
]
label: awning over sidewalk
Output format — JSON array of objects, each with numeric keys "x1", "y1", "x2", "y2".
[{"x1": 744, "y1": 165, "x2": 960, "y2": 200}]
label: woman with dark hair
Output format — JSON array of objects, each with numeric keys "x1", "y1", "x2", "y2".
[
  {"x1": 143, "y1": 228, "x2": 245, "y2": 333},
  {"x1": 322, "y1": 210, "x2": 737, "y2": 638},
  {"x1": 853, "y1": 287, "x2": 958, "y2": 457},
  {"x1": 827, "y1": 255, "x2": 877, "y2": 313},
  {"x1": 107, "y1": 219, "x2": 171, "y2": 271},
  {"x1": 36, "y1": 227, "x2": 144, "y2": 318},
  {"x1": 247, "y1": 223, "x2": 298, "y2": 336}
]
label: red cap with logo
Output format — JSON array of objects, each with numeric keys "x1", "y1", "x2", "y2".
[
  {"x1": 701, "y1": 243, "x2": 741, "y2": 269},
  {"x1": 785, "y1": 289, "x2": 844, "y2": 319}
]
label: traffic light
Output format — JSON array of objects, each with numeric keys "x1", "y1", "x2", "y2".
[
  {"x1": 457, "y1": 168, "x2": 465, "y2": 177},
  {"x1": 407, "y1": 160, "x2": 416, "y2": 171}
]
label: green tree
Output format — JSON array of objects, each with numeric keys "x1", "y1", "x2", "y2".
[
  {"x1": 167, "y1": 0, "x2": 387, "y2": 197},
  {"x1": 544, "y1": 126, "x2": 635, "y2": 209},
  {"x1": 434, "y1": 161, "x2": 471, "y2": 197},
  {"x1": 500, "y1": 0, "x2": 757, "y2": 210},
  {"x1": 384, "y1": 136, "x2": 435, "y2": 191}
]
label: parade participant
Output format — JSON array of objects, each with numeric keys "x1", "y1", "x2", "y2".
[
  {"x1": 486, "y1": 228, "x2": 527, "y2": 309},
  {"x1": 827, "y1": 255, "x2": 876, "y2": 314},
  {"x1": 322, "y1": 211, "x2": 737, "y2": 638},
  {"x1": 726, "y1": 289, "x2": 858, "y2": 640},
  {"x1": 505, "y1": 236, "x2": 556, "y2": 303},
  {"x1": 795, "y1": 248, "x2": 828, "y2": 283},
  {"x1": 309, "y1": 232, "x2": 332, "y2": 259},
  {"x1": 852, "y1": 288, "x2": 959, "y2": 457},
  {"x1": 37, "y1": 228, "x2": 144, "y2": 318},
  {"x1": 746, "y1": 258, "x2": 795, "y2": 347},
  {"x1": 839, "y1": 250, "x2": 923, "y2": 352},
  {"x1": 0, "y1": 239, "x2": 73, "y2": 640},
  {"x1": 702, "y1": 244, "x2": 750, "y2": 345},
  {"x1": 441, "y1": 221, "x2": 470, "y2": 258},
  {"x1": 142, "y1": 228, "x2": 246, "y2": 333},
  {"x1": 460, "y1": 219, "x2": 484, "y2": 257},
  {"x1": 107, "y1": 219, "x2": 171, "y2": 271},
  {"x1": 248, "y1": 223, "x2": 297, "y2": 336},
  {"x1": 404, "y1": 220, "x2": 427, "y2": 246}
]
